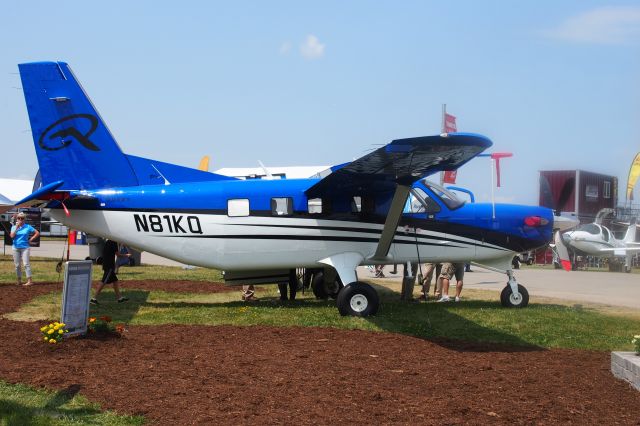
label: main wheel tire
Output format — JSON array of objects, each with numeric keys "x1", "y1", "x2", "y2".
[
  {"x1": 526, "y1": 258, "x2": 534, "y2": 266},
  {"x1": 500, "y1": 284, "x2": 529, "y2": 308},
  {"x1": 336, "y1": 282, "x2": 379, "y2": 317},
  {"x1": 311, "y1": 272, "x2": 343, "y2": 299}
]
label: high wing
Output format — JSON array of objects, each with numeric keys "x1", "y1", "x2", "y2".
[
  {"x1": 305, "y1": 133, "x2": 491, "y2": 263},
  {"x1": 305, "y1": 133, "x2": 491, "y2": 198}
]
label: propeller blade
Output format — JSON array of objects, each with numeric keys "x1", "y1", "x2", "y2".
[
  {"x1": 553, "y1": 214, "x2": 579, "y2": 232},
  {"x1": 556, "y1": 177, "x2": 575, "y2": 215},
  {"x1": 554, "y1": 230, "x2": 572, "y2": 271}
]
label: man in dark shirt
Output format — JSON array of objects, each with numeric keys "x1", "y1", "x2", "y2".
[{"x1": 90, "y1": 239, "x2": 131, "y2": 305}]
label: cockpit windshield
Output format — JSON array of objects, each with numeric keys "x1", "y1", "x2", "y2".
[
  {"x1": 577, "y1": 224, "x2": 601, "y2": 235},
  {"x1": 421, "y1": 179, "x2": 465, "y2": 210}
]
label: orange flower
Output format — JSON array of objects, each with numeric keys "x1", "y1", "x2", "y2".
[
  {"x1": 89, "y1": 317, "x2": 96, "y2": 323},
  {"x1": 115, "y1": 324, "x2": 125, "y2": 333}
]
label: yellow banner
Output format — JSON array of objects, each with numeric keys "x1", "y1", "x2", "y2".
[{"x1": 627, "y1": 153, "x2": 640, "y2": 200}]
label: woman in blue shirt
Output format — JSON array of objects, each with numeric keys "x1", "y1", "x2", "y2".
[{"x1": 10, "y1": 212, "x2": 40, "y2": 286}]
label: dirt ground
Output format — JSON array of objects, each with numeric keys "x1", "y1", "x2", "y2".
[{"x1": 1, "y1": 281, "x2": 639, "y2": 425}]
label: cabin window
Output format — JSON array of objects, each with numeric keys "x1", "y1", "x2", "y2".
[
  {"x1": 271, "y1": 197, "x2": 293, "y2": 216},
  {"x1": 351, "y1": 196, "x2": 362, "y2": 213},
  {"x1": 603, "y1": 181, "x2": 611, "y2": 199},
  {"x1": 308, "y1": 198, "x2": 322, "y2": 214},
  {"x1": 228, "y1": 199, "x2": 250, "y2": 217},
  {"x1": 361, "y1": 196, "x2": 375, "y2": 214},
  {"x1": 351, "y1": 196, "x2": 375, "y2": 214}
]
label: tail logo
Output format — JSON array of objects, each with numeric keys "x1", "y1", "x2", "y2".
[{"x1": 39, "y1": 114, "x2": 100, "y2": 152}]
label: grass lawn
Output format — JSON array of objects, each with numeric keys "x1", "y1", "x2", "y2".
[
  {"x1": 0, "y1": 255, "x2": 222, "y2": 283},
  {"x1": 0, "y1": 380, "x2": 144, "y2": 425},
  {"x1": 2, "y1": 254, "x2": 638, "y2": 351}
]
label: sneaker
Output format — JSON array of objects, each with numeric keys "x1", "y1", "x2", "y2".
[
  {"x1": 117, "y1": 297, "x2": 129, "y2": 303},
  {"x1": 436, "y1": 296, "x2": 450, "y2": 303},
  {"x1": 455, "y1": 296, "x2": 461, "y2": 302},
  {"x1": 90, "y1": 298, "x2": 99, "y2": 305}
]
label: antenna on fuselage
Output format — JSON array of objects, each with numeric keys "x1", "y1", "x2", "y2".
[
  {"x1": 257, "y1": 161, "x2": 274, "y2": 180},
  {"x1": 151, "y1": 164, "x2": 171, "y2": 186}
]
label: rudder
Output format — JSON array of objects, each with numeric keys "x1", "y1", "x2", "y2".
[{"x1": 19, "y1": 61, "x2": 138, "y2": 190}]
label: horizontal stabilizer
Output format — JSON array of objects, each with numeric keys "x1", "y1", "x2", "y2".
[{"x1": 126, "y1": 155, "x2": 236, "y2": 185}]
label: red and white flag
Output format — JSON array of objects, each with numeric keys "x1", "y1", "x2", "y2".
[
  {"x1": 443, "y1": 113, "x2": 457, "y2": 133},
  {"x1": 442, "y1": 112, "x2": 458, "y2": 184}
]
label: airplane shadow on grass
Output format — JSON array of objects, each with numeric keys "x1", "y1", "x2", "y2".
[
  {"x1": 0, "y1": 384, "x2": 102, "y2": 425},
  {"x1": 116, "y1": 287, "x2": 543, "y2": 354},
  {"x1": 86, "y1": 289, "x2": 150, "y2": 324}
]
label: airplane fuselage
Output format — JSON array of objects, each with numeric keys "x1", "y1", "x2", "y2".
[{"x1": 52, "y1": 178, "x2": 553, "y2": 272}]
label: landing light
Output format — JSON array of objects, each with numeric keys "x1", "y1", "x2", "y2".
[{"x1": 524, "y1": 216, "x2": 548, "y2": 227}]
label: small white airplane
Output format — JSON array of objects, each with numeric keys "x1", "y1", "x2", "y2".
[
  {"x1": 556, "y1": 209, "x2": 640, "y2": 272},
  {"x1": 10, "y1": 61, "x2": 562, "y2": 316}
]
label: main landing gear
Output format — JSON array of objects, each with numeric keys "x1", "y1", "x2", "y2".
[
  {"x1": 336, "y1": 282, "x2": 379, "y2": 317},
  {"x1": 500, "y1": 270, "x2": 529, "y2": 308}
]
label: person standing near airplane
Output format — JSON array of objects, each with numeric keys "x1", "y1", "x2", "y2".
[
  {"x1": 419, "y1": 263, "x2": 442, "y2": 300},
  {"x1": 10, "y1": 212, "x2": 39, "y2": 286},
  {"x1": 437, "y1": 262, "x2": 465, "y2": 302},
  {"x1": 90, "y1": 239, "x2": 130, "y2": 305}
]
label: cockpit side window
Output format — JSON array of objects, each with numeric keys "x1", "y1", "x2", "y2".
[
  {"x1": 601, "y1": 226, "x2": 610, "y2": 242},
  {"x1": 421, "y1": 180, "x2": 465, "y2": 210},
  {"x1": 579, "y1": 224, "x2": 601, "y2": 235},
  {"x1": 404, "y1": 188, "x2": 441, "y2": 214}
]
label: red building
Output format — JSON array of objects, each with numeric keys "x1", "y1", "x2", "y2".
[{"x1": 539, "y1": 170, "x2": 617, "y2": 223}]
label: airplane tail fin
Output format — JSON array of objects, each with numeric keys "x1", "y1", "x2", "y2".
[
  {"x1": 623, "y1": 218, "x2": 637, "y2": 243},
  {"x1": 19, "y1": 62, "x2": 139, "y2": 190}
]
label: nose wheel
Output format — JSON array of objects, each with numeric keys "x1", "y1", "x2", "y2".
[{"x1": 500, "y1": 283, "x2": 529, "y2": 308}]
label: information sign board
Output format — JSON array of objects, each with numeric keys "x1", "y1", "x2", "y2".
[{"x1": 61, "y1": 260, "x2": 93, "y2": 336}]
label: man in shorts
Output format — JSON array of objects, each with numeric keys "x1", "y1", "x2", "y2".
[
  {"x1": 419, "y1": 263, "x2": 442, "y2": 300},
  {"x1": 437, "y1": 262, "x2": 465, "y2": 302},
  {"x1": 90, "y1": 239, "x2": 131, "y2": 305}
]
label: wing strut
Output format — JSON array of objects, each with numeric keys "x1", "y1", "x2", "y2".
[{"x1": 372, "y1": 184, "x2": 411, "y2": 260}]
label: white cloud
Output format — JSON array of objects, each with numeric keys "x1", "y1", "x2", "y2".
[
  {"x1": 299, "y1": 35, "x2": 325, "y2": 59},
  {"x1": 544, "y1": 6, "x2": 640, "y2": 44},
  {"x1": 279, "y1": 41, "x2": 292, "y2": 55}
]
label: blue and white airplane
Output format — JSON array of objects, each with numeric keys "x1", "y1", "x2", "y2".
[{"x1": 11, "y1": 61, "x2": 556, "y2": 316}]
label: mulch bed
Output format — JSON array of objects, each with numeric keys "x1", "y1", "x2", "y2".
[{"x1": 1, "y1": 282, "x2": 639, "y2": 425}]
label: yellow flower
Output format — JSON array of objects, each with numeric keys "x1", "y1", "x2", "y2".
[
  {"x1": 47, "y1": 329, "x2": 54, "y2": 335},
  {"x1": 54, "y1": 325, "x2": 60, "y2": 330},
  {"x1": 60, "y1": 323, "x2": 65, "y2": 327},
  {"x1": 58, "y1": 329, "x2": 64, "y2": 334},
  {"x1": 40, "y1": 326, "x2": 47, "y2": 332},
  {"x1": 49, "y1": 339, "x2": 56, "y2": 344},
  {"x1": 43, "y1": 337, "x2": 48, "y2": 341}
]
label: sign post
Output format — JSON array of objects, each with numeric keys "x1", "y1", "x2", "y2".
[{"x1": 61, "y1": 260, "x2": 93, "y2": 336}]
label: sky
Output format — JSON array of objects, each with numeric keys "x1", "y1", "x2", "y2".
[{"x1": 1, "y1": 1, "x2": 639, "y2": 206}]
